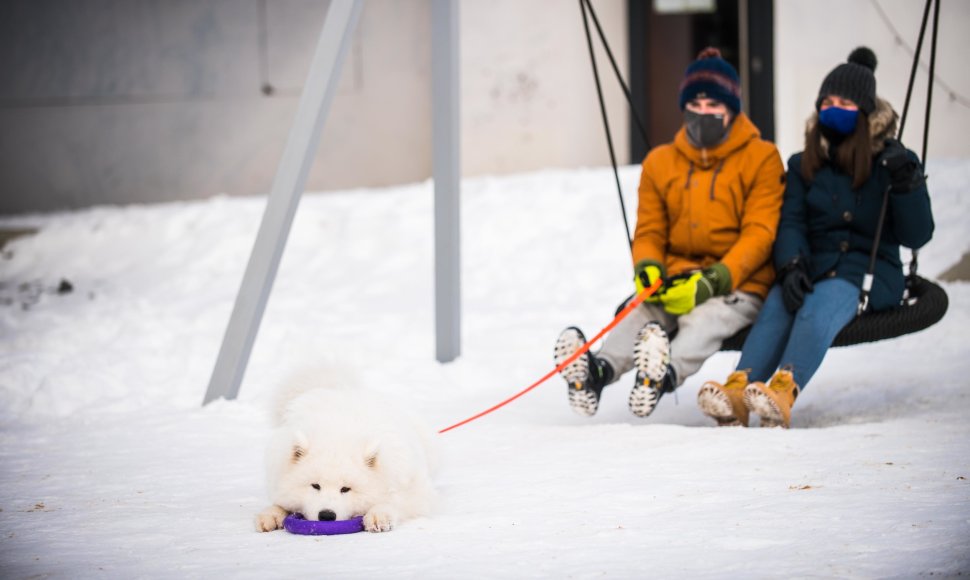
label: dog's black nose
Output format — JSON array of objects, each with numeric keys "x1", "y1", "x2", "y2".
[{"x1": 318, "y1": 510, "x2": 337, "y2": 521}]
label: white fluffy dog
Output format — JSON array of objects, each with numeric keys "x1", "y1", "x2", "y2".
[{"x1": 255, "y1": 369, "x2": 437, "y2": 533}]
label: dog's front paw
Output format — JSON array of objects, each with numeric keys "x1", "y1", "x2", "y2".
[
  {"x1": 255, "y1": 505, "x2": 288, "y2": 532},
  {"x1": 363, "y1": 506, "x2": 397, "y2": 533}
]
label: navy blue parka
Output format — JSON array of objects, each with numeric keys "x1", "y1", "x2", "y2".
[{"x1": 773, "y1": 98, "x2": 934, "y2": 311}]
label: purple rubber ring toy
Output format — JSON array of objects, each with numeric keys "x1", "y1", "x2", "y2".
[{"x1": 283, "y1": 513, "x2": 365, "y2": 535}]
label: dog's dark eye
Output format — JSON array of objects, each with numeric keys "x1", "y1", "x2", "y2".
[
  {"x1": 340, "y1": 487, "x2": 351, "y2": 494},
  {"x1": 311, "y1": 483, "x2": 321, "y2": 490}
]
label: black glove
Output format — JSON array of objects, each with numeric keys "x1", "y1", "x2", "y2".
[
  {"x1": 879, "y1": 139, "x2": 924, "y2": 193},
  {"x1": 780, "y1": 258, "x2": 814, "y2": 313}
]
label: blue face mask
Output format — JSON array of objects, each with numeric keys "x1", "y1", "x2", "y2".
[{"x1": 818, "y1": 106, "x2": 859, "y2": 135}]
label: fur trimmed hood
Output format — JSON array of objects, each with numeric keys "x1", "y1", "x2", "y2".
[{"x1": 805, "y1": 96, "x2": 899, "y2": 157}]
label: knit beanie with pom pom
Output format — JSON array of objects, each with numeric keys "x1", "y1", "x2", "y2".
[
  {"x1": 816, "y1": 47, "x2": 878, "y2": 114},
  {"x1": 678, "y1": 47, "x2": 742, "y2": 114}
]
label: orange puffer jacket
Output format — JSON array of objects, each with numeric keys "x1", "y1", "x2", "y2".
[{"x1": 632, "y1": 112, "x2": 785, "y2": 299}]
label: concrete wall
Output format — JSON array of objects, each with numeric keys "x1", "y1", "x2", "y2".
[
  {"x1": 774, "y1": 0, "x2": 970, "y2": 163},
  {"x1": 0, "y1": 0, "x2": 628, "y2": 214},
  {"x1": 3, "y1": 1, "x2": 966, "y2": 215},
  {"x1": 0, "y1": 0, "x2": 424, "y2": 213},
  {"x1": 461, "y1": 1, "x2": 628, "y2": 177}
]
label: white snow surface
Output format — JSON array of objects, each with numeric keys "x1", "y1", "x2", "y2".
[{"x1": 1, "y1": 161, "x2": 969, "y2": 578}]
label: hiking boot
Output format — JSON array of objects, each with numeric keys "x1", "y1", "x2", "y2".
[
  {"x1": 554, "y1": 327, "x2": 614, "y2": 417},
  {"x1": 629, "y1": 322, "x2": 675, "y2": 418},
  {"x1": 743, "y1": 368, "x2": 800, "y2": 428},
  {"x1": 697, "y1": 370, "x2": 750, "y2": 427}
]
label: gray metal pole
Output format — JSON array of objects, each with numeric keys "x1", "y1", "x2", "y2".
[
  {"x1": 432, "y1": 0, "x2": 461, "y2": 363},
  {"x1": 203, "y1": 0, "x2": 364, "y2": 405}
]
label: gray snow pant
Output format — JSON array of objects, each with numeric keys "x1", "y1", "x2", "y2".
[{"x1": 596, "y1": 291, "x2": 763, "y2": 388}]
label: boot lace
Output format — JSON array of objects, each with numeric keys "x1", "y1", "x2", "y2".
[
  {"x1": 723, "y1": 370, "x2": 750, "y2": 391},
  {"x1": 768, "y1": 368, "x2": 799, "y2": 399}
]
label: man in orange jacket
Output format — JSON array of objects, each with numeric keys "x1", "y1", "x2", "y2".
[{"x1": 554, "y1": 48, "x2": 785, "y2": 419}]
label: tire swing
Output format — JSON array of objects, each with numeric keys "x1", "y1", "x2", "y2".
[{"x1": 579, "y1": 0, "x2": 948, "y2": 352}]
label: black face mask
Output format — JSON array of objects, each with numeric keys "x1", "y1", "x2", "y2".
[{"x1": 684, "y1": 110, "x2": 729, "y2": 149}]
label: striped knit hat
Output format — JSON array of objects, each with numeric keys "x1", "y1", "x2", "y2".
[{"x1": 678, "y1": 47, "x2": 742, "y2": 114}]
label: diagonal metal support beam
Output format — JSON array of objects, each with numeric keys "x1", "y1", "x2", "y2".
[{"x1": 203, "y1": 0, "x2": 363, "y2": 405}]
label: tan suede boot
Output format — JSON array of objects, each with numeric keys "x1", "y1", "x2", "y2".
[
  {"x1": 697, "y1": 370, "x2": 750, "y2": 427},
  {"x1": 743, "y1": 369, "x2": 800, "y2": 428}
]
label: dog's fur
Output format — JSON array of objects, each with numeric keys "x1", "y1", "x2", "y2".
[{"x1": 255, "y1": 368, "x2": 436, "y2": 533}]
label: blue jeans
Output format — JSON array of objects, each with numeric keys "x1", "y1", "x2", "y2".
[{"x1": 737, "y1": 278, "x2": 858, "y2": 390}]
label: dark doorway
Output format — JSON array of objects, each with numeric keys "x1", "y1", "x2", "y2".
[{"x1": 628, "y1": 0, "x2": 774, "y2": 163}]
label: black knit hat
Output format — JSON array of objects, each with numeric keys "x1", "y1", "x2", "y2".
[
  {"x1": 816, "y1": 47, "x2": 878, "y2": 114},
  {"x1": 679, "y1": 47, "x2": 742, "y2": 114}
]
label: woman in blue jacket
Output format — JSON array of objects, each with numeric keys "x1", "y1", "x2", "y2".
[{"x1": 697, "y1": 47, "x2": 935, "y2": 428}]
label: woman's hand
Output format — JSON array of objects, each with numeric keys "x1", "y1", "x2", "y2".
[
  {"x1": 880, "y1": 139, "x2": 924, "y2": 193},
  {"x1": 780, "y1": 259, "x2": 814, "y2": 313}
]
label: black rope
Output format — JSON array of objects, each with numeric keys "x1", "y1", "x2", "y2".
[
  {"x1": 922, "y1": 0, "x2": 940, "y2": 165},
  {"x1": 581, "y1": 0, "x2": 651, "y2": 150},
  {"x1": 861, "y1": 0, "x2": 938, "y2": 313},
  {"x1": 896, "y1": 0, "x2": 934, "y2": 281},
  {"x1": 912, "y1": 0, "x2": 941, "y2": 277},
  {"x1": 579, "y1": 0, "x2": 633, "y2": 254},
  {"x1": 898, "y1": 0, "x2": 933, "y2": 141},
  {"x1": 861, "y1": 183, "x2": 893, "y2": 313}
]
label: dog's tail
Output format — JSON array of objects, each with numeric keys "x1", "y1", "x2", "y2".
[{"x1": 270, "y1": 364, "x2": 360, "y2": 426}]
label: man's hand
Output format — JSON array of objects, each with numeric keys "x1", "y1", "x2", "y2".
[
  {"x1": 634, "y1": 259, "x2": 666, "y2": 302},
  {"x1": 659, "y1": 263, "x2": 731, "y2": 315}
]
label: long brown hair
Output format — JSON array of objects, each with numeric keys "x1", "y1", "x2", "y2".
[{"x1": 801, "y1": 112, "x2": 873, "y2": 189}]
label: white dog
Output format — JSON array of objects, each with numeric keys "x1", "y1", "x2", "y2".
[{"x1": 255, "y1": 368, "x2": 437, "y2": 533}]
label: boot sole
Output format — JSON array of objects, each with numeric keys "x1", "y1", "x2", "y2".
[
  {"x1": 743, "y1": 386, "x2": 787, "y2": 428},
  {"x1": 629, "y1": 323, "x2": 669, "y2": 418},
  {"x1": 628, "y1": 379, "x2": 661, "y2": 418},
  {"x1": 697, "y1": 384, "x2": 743, "y2": 427},
  {"x1": 554, "y1": 328, "x2": 598, "y2": 417},
  {"x1": 567, "y1": 389, "x2": 598, "y2": 417},
  {"x1": 632, "y1": 323, "x2": 670, "y2": 383}
]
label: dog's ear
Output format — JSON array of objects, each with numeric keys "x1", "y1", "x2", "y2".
[
  {"x1": 291, "y1": 430, "x2": 309, "y2": 464},
  {"x1": 364, "y1": 440, "x2": 380, "y2": 470}
]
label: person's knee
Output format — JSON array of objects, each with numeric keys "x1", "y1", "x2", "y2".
[{"x1": 797, "y1": 287, "x2": 855, "y2": 332}]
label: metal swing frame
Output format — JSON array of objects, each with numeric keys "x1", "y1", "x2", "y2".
[{"x1": 203, "y1": 0, "x2": 461, "y2": 404}]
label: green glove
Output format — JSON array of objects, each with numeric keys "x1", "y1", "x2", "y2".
[
  {"x1": 659, "y1": 263, "x2": 732, "y2": 315},
  {"x1": 634, "y1": 259, "x2": 666, "y2": 302}
]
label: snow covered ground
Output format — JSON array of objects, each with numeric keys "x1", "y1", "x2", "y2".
[{"x1": 1, "y1": 160, "x2": 968, "y2": 578}]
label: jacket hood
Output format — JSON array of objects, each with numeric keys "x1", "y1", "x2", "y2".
[
  {"x1": 673, "y1": 112, "x2": 761, "y2": 169},
  {"x1": 806, "y1": 96, "x2": 899, "y2": 157}
]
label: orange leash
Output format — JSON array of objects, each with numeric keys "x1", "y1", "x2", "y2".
[{"x1": 437, "y1": 279, "x2": 662, "y2": 434}]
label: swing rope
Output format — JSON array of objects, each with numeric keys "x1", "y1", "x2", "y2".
[
  {"x1": 860, "y1": 0, "x2": 938, "y2": 314},
  {"x1": 579, "y1": 0, "x2": 651, "y2": 150},
  {"x1": 578, "y1": 0, "x2": 656, "y2": 255},
  {"x1": 897, "y1": 0, "x2": 933, "y2": 142},
  {"x1": 921, "y1": 0, "x2": 940, "y2": 165},
  {"x1": 579, "y1": 0, "x2": 633, "y2": 253},
  {"x1": 438, "y1": 279, "x2": 662, "y2": 434}
]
